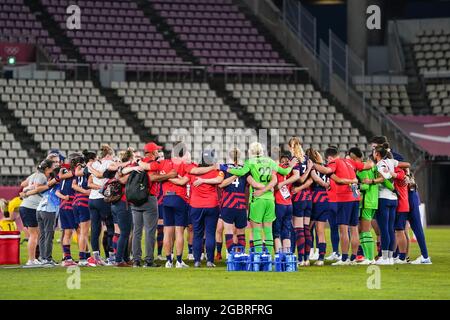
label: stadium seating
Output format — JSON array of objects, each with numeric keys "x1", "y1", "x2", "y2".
[
  {"x1": 227, "y1": 83, "x2": 369, "y2": 153},
  {"x1": 0, "y1": 0, "x2": 62, "y2": 61},
  {"x1": 355, "y1": 84, "x2": 413, "y2": 115},
  {"x1": 150, "y1": 0, "x2": 287, "y2": 72},
  {"x1": 42, "y1": 0, "x2": 183, "y2": 65},
  {"x1": 0, "y1": 119, "x2": 35, "y2": 177},
  {"x1": 412, "y1": 29, "x2": 450, "y2": 75},
  {"x1": 113, "y1": 81, "x2": 248, "y2": 155},
  {"x1": 426, "y1": 83, "x2": 450, "y2": 115},
  {"x1": 0, "y1": 78, "x2": 142, "y2": 158}
]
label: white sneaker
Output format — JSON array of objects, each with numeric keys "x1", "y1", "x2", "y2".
[
  {"x1": 206, "y1": 261, "x2": 216, "y2": 268},
  {"x1": 25, "y1": 259, "x2": 41, "y2": 266},
  {"x1": 395, "y1": 258, "x2": 408, "y2": 265},
  {"x1": 314, "y1": 260, "x2": 324, "y2": 266},
  {"x1": 411, "y1": 255, "x2": 432, "y2": 265},
  {"x1": 332, "y1": 259, "x2": 351, "y2": 266},
  {"x1": 165, "y1": 260, "x2": 173, "y2": 268},
  {"x1": 78, "y1": 260, "x2": 89, "y2": 267},
  {"x1": 325, "y1": 252, "x2": 340, "y2": 261},
  {"x1": 297, "y1": 261, "x2": 306, "y2": 267},
  {"x1": 303, "y1": 260, "x2": 310, "y2": 266},
  {"x1": 375, "y1": 258, "x2": 391, "y2": 265},
  {"x1": 389, "y1": 258, "x2": 395, "y2": 265},
  {"x1": 176, "y1": 261, "x2": 189, "y2": 268},
  {"x1": 357, "y1": 259, "x2": 372, "y2": 265},
  {"x1": 156, "y1": 255, "x2": 166, "y2": 261},
  {"x1": 348, "y1": 259, "x2": 358, "y2": 266},
  {"x1": 187, "y1": 254, "x2": 194, "y2": 261}
]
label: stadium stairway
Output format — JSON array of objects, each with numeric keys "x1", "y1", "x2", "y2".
[
  {"x1": 24, "y1": 0, "x2": 83, "y2": 62},
  {"x1": 133, "y1": 0, "x2": 200, "y2": 65},
  {"x1": 0, "y1": 100, "x2": 47, "y2": 167},
  {"x1": 403, "y1": 42, "x2": 429, "y2": 115},
  {"x1": 233, "y1": 0, "x2": 299, "y2": 67}
]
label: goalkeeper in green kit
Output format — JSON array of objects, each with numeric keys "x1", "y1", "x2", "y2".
[{"x1": 223, "y1": 142, "x2": 298, "y2": 254}]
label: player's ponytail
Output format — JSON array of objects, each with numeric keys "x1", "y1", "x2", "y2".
[{"x1": 288, "y1": 137, "x2": 305, "y2": 163}]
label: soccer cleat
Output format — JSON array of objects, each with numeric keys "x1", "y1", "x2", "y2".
[
  {"x1": 116, "y1": 261, "x2": 131, "y2": 267},
  {"x1": 206, "y1": 262, "x2": 216, "y2": 268},
  {"x1": 332, "y1": 259, "x2": 351, "y2": 266},
  {"x1": 357, "y1": 259, "x2": 372, "y2": 265},
  {"x1": 325, "y1": 252, "x2": 340, "y2": 261},
  {"x1": 156, "y1": 255, "x2": 166, "y2": 261},
  {"x1": 388, "y1": 258, "x2": 395, "y2": 265},
  {"x1": 61, "y1": 259, "x2": 78, "y2": 267},
  {"x1": 375, "y1": 258, "x2": 391, "y2": 265},
  {"x1": 297, "y1": 261, "x2": 306, "y2": 267},
  {"x1": 194, "y1": 261, "x2": 201, "y2": 268},
  {"x1": 356, "y1": 255, "x2": 365, "y2": 262},
  {"x1": 394, "y1": 258, "x2": 408, "y2": 265},
  {"x1": 187, "y1": 254, "x2": 195, "y2": 261},
  {"x1": 314, "y1": 260, "x2": 324, "y2": 266},
  {"x1": 165, "y1": 260, "x2": 173, "y2": 268},
  {"x1": 86, "y1": 257, "x2": 98, "y2": 267},
  {"x1": 78, "y1": 260, "x2": 90, "y2": 267},
  {"x1": 104, "y1": 258, "x2": 115, "y2": 266},
  {"x1": 41, "y1": 260, "x2": 56, "y2": 268},
  {"x1": 411, "y1": 256, "x2": 432, "y2": 265},
  {"x1": 215, "y1": 252, "x2": 222, "y2": 261},
  {"x1": 143, "y1": 262, "x2": 160, "y2": 268},
  {"x1": 176, "y1": 261, "x2": 189, "y2": 268},
  {"x1": 24, "y1": 259, "x2": 41, "y2": 267},
  {"x1": 348, "y1": 260, "x2": 358, "y2": 266},
  {"x1": 303, "y1": 260, "x2": 310, "y2": 267},
  {"x1": 132, "y1": 260, "x2": 141, "y2": 268}
]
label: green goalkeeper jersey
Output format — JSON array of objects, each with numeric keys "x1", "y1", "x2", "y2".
[{"x1": 228, "y1": 156, "x2": 292, "y2": 201}]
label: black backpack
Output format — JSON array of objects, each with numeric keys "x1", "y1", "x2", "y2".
[
  {"x1": 102, "y1": 179, "x2": 123, "y2": 204},
  {"x1": 125, "y1": 170, "x2": 149, "y2": 206}
]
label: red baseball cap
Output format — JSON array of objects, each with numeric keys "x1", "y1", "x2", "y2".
[{"x1": 143, "y1": 142, "x2": 162, "y2": 153}]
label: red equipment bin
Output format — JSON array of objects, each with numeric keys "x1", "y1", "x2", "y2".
[{"x1": 0, "y1": 231, "x2": 21, "y2": 265}]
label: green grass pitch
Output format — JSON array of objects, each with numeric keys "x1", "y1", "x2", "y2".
[{"x1": 1, "y1": 227, "x2": 449, "y2": 300}]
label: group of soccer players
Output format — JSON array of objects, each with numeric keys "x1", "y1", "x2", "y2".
[{"x1": 16, "y1": 134, "x2": 431, "y2": 268}]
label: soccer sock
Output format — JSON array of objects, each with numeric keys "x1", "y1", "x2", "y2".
[
  {"x1": 330, "y1": 224, "x2": 340, "y2": 253},
  {"x1": 253, "y1": 227, "x2": 263, "y2": 253},
  {"x1": 166, "y1": 254, "x2": 172, "y2": 262},
  {"x1": 350, "y1": 254, "x2": 356, "y2": 261},
  {"x1": 318, "y1": 242, "x2": 326, "y2": 261},
  {"x1": 79, "y1": 251, "x2": 85, "y2": 260},
  {"x1": 63, "y1": 245, "x2": 72, "y2": 260},
  {"x1": 112, "y1": 233, "x2": 119, "y2": 255},
  {"x1": 216, "y1": 241, "x2": 223, "y2": 255},
  {"x1": 360, "y1": 232, "x2": 374, "y2": 261},
  {"x1": 399, "y1": 252, "x2": 406, "y2": 261},
  {"x1": 304, "y1": 224, "x2": 312, "y2": 260},
  {"x1": 262, "y1": 226, "x2": 274, "y2": 254},
  {"x1": 388, "y1": 251, "x2": 393, "y2": 259},
  {"x1": 225, "y1": 233, "x2": 234, "y2": 253},
  {"x1": 237, "y1": 234, "x2": 246, "y2": 248},
  {"x1": 86, "y1": 252, "x2": 91, "y2": 259},
  {"x1": 341, "y1": 253, "x2": 349, "y2": 262},
  {"x1": 176, "y1": 255, "x2": 182, "y2": 263},
  {"x1": 382, "y1": 250, "x2": 389, "y2": 260},
  {"x1": 294, "y1": 227, "x2": 305, "y2": 262},
  {"x1": 357, "y1": 244, "x2": 363, "y2": 257},
  {"x1": 188, "y1": 244, "x2": 193, "y2": 254},
  {"x1": 157, "y1": 225, "x2": 164, "y2": 255}
]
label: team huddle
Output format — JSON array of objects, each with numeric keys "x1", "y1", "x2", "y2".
[{"x1": 15, "y1": 135, "x2": 431, "y2": 269}]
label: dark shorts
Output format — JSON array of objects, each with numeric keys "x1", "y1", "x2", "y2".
[
  {"x1": 394, "y1": 212, "x2": 408, "y2": 230},
  {"x1": 292, "y1": 200, "x2": 312, "y2": 218},
  {"x1": 19, "y1": 207, "x2": 38, "y2": 228},
  {"x1": 220, "y1": 207, "x2": 247, "y2": 229},
  {"x1": 163, "y1": 195, "x2": 188, "y2": 227},
  {"x1": 158, "y1": 204, "x2": 164, "y2": 220},
  {"x1": 59, "y1": 208, "x2": 78, "y2": 230},
  {"x1": 73, "y1": 204, "x2": 90, "y2": 223},
  {"x1": 312, "y1": 202, "x2": 329, "y2": 222},
  {"x1": 274, "y1": 204, "x2": 293, "y2": 240},
  {"x1": 337, "y1": 201, "x2": 359, "y2": 226}
]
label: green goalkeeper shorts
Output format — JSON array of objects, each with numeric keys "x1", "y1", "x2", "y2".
[
  {"x1": 360, "y1": 208, "x2": 376, "y2": 221},
  {"x1": 249, "y1": 198, "x2": 276, "y2": 223}
]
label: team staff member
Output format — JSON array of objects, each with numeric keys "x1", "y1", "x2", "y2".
[
  {"x1": 314, "y1": 147, "x2": 366, "y2": 265},
  {"x1": 19, "y1": 159, "x2": 58, "y2": 266},
  {"x1": 273, "y1": 154, "x2": 294, "y2": 253},
  {"x1": 188, "y1": 149, "x2": 224, "y2": 267},
  {"x1": 134, "y1": 142, "x2": 178, "y2": 268}
]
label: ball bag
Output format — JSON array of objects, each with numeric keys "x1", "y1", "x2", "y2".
[{"x1": 0, "y1": 231, "x2": 20, "y2": 265}]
